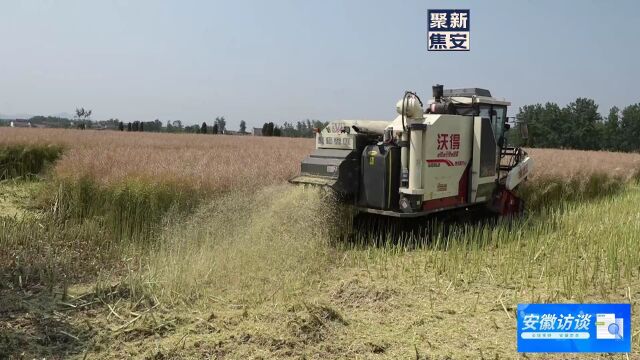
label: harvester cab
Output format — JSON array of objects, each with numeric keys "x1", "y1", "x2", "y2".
[{"x1": 290, "y1": 85, "x2": 533, "y2": 217}]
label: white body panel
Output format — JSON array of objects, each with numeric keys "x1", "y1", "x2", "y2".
[
  {"x1": 394, "y1": 114, "x2": 476, "y2": 207},
  {"x1": 421, "y1": 114, "x2": 473, "y2": 201}
]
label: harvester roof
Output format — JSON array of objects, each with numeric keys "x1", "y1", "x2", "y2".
[{"x1": 443, "y1": 88, "x2": 492, "y2": 97}]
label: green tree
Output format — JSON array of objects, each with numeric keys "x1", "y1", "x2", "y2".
[
  {"x1": 184, "y1": 124, "x2": 200, "y2": 133},
  {"x1": 563, "y1": 98, "x2": 601, "y2": 150},
  {"x1": 75, "y1": 107, "x2": 92, "y2": 121},
  {"x1": 281, "y1": 122, "x2": 296, "y2": 137},
  {"x1": 239, "y1": 120, "x2": 246, "y2": 134},
  {"x1": 214, "y1": 117, "x2": 226, "y2": 134},
  {"x1": 619, "y1": 103, "x2": 640, "y2": 151},
  {"x1": 201, "y1": 122, "x2": 208, "y2": 134},
  {"x1": 516, "y1": 104, "x2": 550, "y2": 147},
  {"x1": 74, "y1": 107, "x2": 92, "y2": 129},
  {"x1": 542, "y1": 103, "x2": 567, "y2": 148},
  {"x1": 516, "y1": 100, "x2": 605, "y2": 150},
  {"x1": 604, "y1": 106, "x2": 620, "y2": 150}
]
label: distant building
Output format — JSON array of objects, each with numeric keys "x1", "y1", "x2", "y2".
[
  {"x1": 252, "y1": 127, "x2": 262, "y2": 136},
  {"x1": 10, "y1": 119, "x2": 31, "y2": 128},
  {"x1": 89, "y1": 123, "x2": 108, "y2": 130}
]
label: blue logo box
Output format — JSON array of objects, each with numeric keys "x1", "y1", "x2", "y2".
[
  {"x1": 517, "y1": 304, "x2": 631, "y2": 353},
  {"x1": 427, "y1": 9, "x2": 470, "y2": 51}
]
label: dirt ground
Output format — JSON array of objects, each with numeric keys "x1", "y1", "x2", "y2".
[{"x1": 3, "y1": 269, "x2": 639, "y2": 359}]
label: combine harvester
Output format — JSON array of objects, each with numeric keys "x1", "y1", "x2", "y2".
[{"x1": 291, "y1": 85, "x2": 533, "y2": 219}]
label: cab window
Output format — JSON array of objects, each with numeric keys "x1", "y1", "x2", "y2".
[
  {"x1": 493, "y1": 106, "x2": 507, "y2": 143},
  {"x1": 479, "y1": 105, "x2": 507, "y2": 146}
]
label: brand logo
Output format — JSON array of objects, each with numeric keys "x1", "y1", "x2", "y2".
[
  {"x1": 517, "y1": 304, "x2": 631, "y2": 353},
  {"x1": 428, "y1": 10, "x2": 470, "y2": 51},
  {"x1": 437, "y1": 133, "x2": 460, "y2": 150}
]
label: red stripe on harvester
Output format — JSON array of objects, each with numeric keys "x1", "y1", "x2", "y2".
[
  {"x1": 426, "y1": 159, "x2": 454, "y2": 166},
  {"x1": 422, "y1": 196, "x2": 459, "y2": 211},
  {"x1": 422, "y1": 162, "x2": 471, "y2": 211}
]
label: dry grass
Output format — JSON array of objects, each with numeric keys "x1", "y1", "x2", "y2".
[
  {"x1": 3, "y1": 128, "x2": 640, "y2": 358},
  {"x1": 136, "y1": 185, "x2": 339, "y2": 306},
  {"x1": 526, "y1": 148, "x2": 640, "y2": 180},
  {"x1": 0, "y1": 128, "x2": 314, "y2": 192},
  {"x1": 3, "y1": 129, "x2": 640, "y2": 189}
]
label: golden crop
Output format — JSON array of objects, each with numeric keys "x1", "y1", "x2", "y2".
[
  {"x1": 525, "y1": 148, "x2": 640, "y2": 180},
  {"x1": 0, "y1": 128, "x2": 314, "y2": 191},
  {"x1": 2, "y1": 128, "x2": 640, "y2": 189}
]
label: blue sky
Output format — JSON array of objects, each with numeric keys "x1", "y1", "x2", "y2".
[{"x1": 1, "y1": 0, "x2": 638, "y2": 128}]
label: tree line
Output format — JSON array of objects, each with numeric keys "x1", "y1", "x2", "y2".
[
  {"x1": 513, "y1": 98, "x2": 640, "y2": 152},
  {"x1": 9, "y1": 100, "x2": 640, "y2": 150},
  {"x1": 119, "y1": 117, "x2": 240, "y2": 134},
  {"x1": 2, "y1": 114, "x2": 326, "y2": 138},
  {"x1": 260, "y1": 119, "x2": 328, "y2": 137}
]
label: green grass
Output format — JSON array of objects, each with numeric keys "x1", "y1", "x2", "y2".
[
  {"x1": 50, "y1": 178, "x2": 201, "y2": 245},
  {"x1": 517, "y1": 172, "x2": 626, "y2": 212},
  {"x1": 59, "y1": 180, "x2": 640, "y2": 359},
  {"x1": 0, "y1": 180, "x2": 47, "y2": 219},
  {"x1": 0, "y1": 144, "x2": 63, "y2": 180},
  {"x1": 348, "y1": 185, "x2": 640, "y2": 300},
  {"x1": 0, "y1": 178, "x2": 201, "y2": 291},
  {"x1": 2, "y1": 172, "x2": 640, "y2": 358}
]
